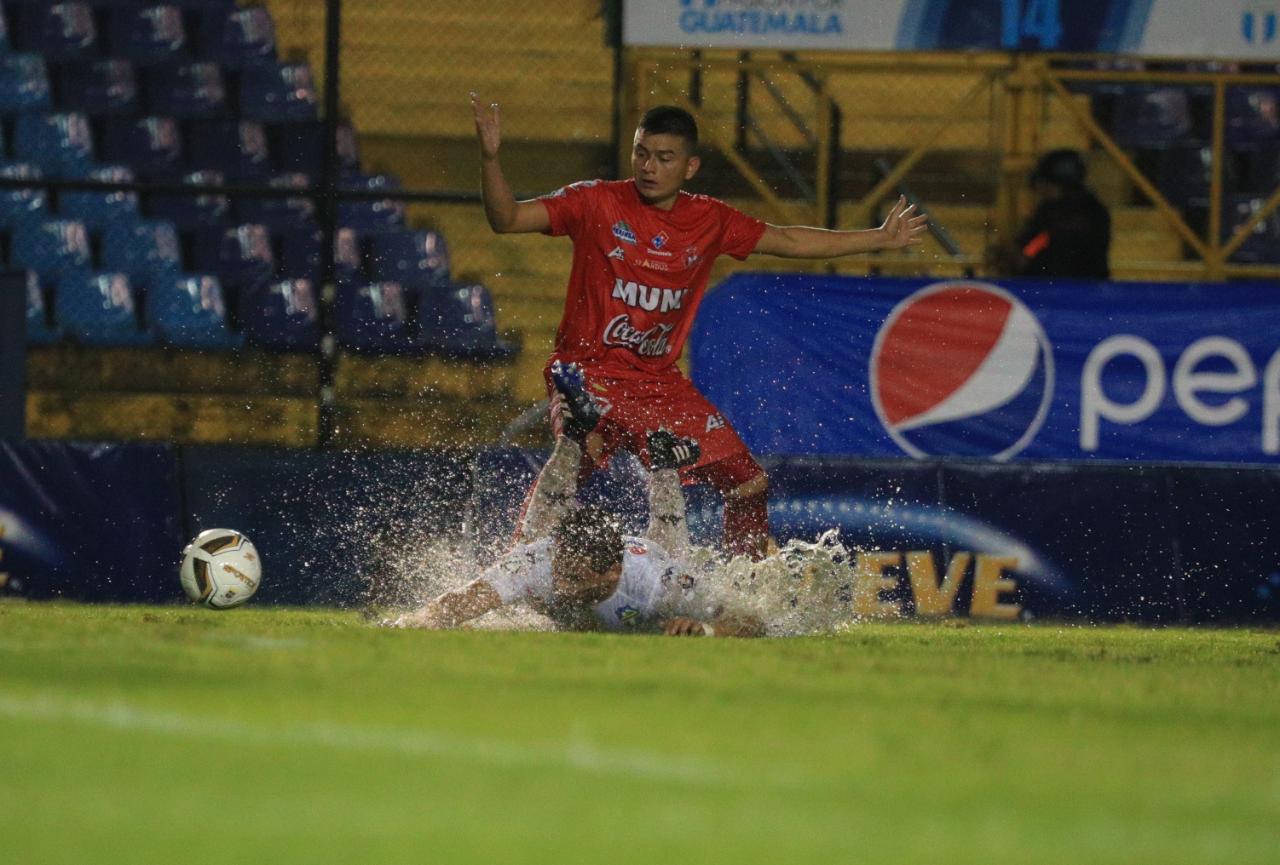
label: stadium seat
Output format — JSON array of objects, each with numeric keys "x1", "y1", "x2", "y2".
[
  {"x1": 337, "y1": 174, "x2": 406, "y2": 230},
  {"x1": 1111, "y1": 87, "x2": 1194, "y2": 148},
  {"x1": 12, "y1": 111, "x2": 95, "y2": 178},
  {"x1": 1225, "y1": 87, "x2": 1280, "y2": 144},
  {"x1": 1233, "y1": 143, "x2": 1280, "y2": 196},
  {"x1": 240, "y1": 278, "x2": 320, "y2": 351},
  {"x1": 1224, "y1": 195, "x2": 1280, "y2": 263},
  {"x1": 57, "y1": 59, "x2": 139, "y2": 116},
  {"x1": 0, "y1": 161, "x2": 50, "y2": 228},
  {"x1": 336, "y1": 280, "x2": 413, "y2": 354},
  {"x1": 191, "y1": 221, "x2": 275, "y2": 299},
  {"x1": 54, "y1": 270, "x2": 154, "y2": 346},
  {"x1": 142, "y1": 61, "x2": 227, "y2": 118},
  {"x1": 277, "y1": 224, "x2": 362, "y2": 285},
  {"x1": 234, "y1": 172, "x2": 314, "y2": 230},
  {"x1": 239, "y1": 60, "x2": 317, "y2": 122},
  {"x1": 101, "y1": 219, "x2": 183, "y2": 291},
  {"x1": 270, "y1": 119, "x2": 359, "y2": 180},
  {"x1": 25, "y1": 270, "x2": 61, "y2": 345},
  {"x1": 0, "y1": 53, "x2": 52, "y2": 113},
  {"x1": 147, "y1": 168, "x2": 229, "y2": 230},
  {"x1": 186, "y1": 118, "x2": 271, "y2": 181},
  {"x1": 106, "y1": 3, "x2": 188, "y2": 66},
  {"x1": 58, "y1": 164, "x2": 141, "y2": 230},
  {"x1": 366, "y1": 229, "x2": 449, "y2": 288},
  {"x1": 149, "y1": 272, "x2": 243, "y2": 349},
  {"x1": 193, "y1": 4, "x2": 276, "y2": 69},
  {"x1": 1152, "y1": 143, "x2": 1216, "y2": 208},
  {"x1": 415, "y1": 281, "x2": 515, "y2": 360},
  {"x1": 13, "y1": 1, "x2": 97, "y2": 62},
  {"x1": 11, "y1": 218, "x2": 92, "y2": 278},
  {"x1": 100, "y1": 115, "x2": 184, "y2": 179}
]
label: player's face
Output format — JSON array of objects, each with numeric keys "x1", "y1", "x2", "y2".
[
  {"x1": 631, "y1": 130, "x2": 700, "y2": 208},
  {"x1": 551, "y1": 553, "x2": 618, "y2": 607}
]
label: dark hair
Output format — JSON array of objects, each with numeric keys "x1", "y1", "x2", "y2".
[
  {"x1": 553, "y1": 506, "x2": 624, "y2": 575},
  {"x1": 638, "y1": 105, "x2": 699, "y2": 151},
  {"x1": 1030, "y1": 149, "x2": 1086, "y2": 188}
]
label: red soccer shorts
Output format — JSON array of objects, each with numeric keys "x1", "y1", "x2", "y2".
[{"x1": 544, "y1": 363, "x2": 763, "y2": 490}]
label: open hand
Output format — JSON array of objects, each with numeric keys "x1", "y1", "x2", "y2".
[
  {"x1": 663, "y1": 617, "x2": 710, "y2": 636},
  {"x1": 471, "y1": 92, "x2": 501, "y2": 159},
  {"x1": 878, "y1": 195, "x2": 929, "y2": 250}
]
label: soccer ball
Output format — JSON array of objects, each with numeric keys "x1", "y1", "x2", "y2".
[{"x1": 180, "y1": 529, "x2": 262, "y2": 609}]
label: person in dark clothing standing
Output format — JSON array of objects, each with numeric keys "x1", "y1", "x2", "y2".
[{"x1": 1006, "y1": 149, "x2": 1112, "y2": 279}]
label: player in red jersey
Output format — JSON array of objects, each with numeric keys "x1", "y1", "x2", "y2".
[{"x1": 472, "y1": 93, "x2": 927, "y2": 559}]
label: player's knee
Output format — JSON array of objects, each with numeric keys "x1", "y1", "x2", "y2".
[{"x1": 727, "y1": 469, "x2": 768, "y2": 501}]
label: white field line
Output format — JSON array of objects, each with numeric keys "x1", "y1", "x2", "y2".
[{"x1": 0, "y1": 691, "x2": 798, "y2": 791}]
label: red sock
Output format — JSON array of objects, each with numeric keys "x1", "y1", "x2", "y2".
[{"x1": 724, "y1": 489, "x2": 768, "y2": 560}]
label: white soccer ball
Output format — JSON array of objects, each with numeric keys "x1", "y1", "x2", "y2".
[{"x1": 180, "y1": 529, "x2": 262, "y2": 609}]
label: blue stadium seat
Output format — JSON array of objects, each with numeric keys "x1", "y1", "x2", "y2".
[
  {"x1": 54, "y1": 270, "x2": 154, "y2": 346},
  {"x1": 100, "y1": 115, "x2": 184, "y2": 179},
  {"x1": 58, "y1": 59, "x2": 139, "y2": 116},
  {"x1": 336, "y1": 280, "x2": 413, "y2": 354},
  {"x1": 0, "y1": 53, "x2": 52, "y2": 113},
  {"x1": 191, "y1": 221, "x2": 275, "y2": 296},
  {"x1": 1225, "y1": 87, "x2": 1280, "y2": 144},
  {"x1": 101, "y1": 219, "x2": 183, "y2": 291},
  {"x1": 13, "y1": 111, "x2": 95, "y2": 178},
  {"x1": 148, "y1": 168, "x2": 229, "y2": 230},
  {"x1": 142, "y1": 61, "x2": 227, "y2": 118},
  {"x1": 106, "y1": 3, "x2": 188, "y2": 66},
  {"x1": 58, "y1": 164, "x2": 141, "y2": 230},
  {"x1": 235, "y1": 172, "x2": 314, "y2": 230},
  {"x1": 416, "y1": 281, "x2": 515, "y2": 360},
  {"x1": 277, "y1": 224, "x2": 362, "y2": 285},
  {"x1": 13, "y1": 1, "x2": 97, "y2": 62},
  {"x1": 0, "y1": 162, "x2": 50, "y2": 228},
  {"x1": 1111, "y1": 87, "x2": 1194, "y2": 148},
  {"x1": 193, "y1": 4, "x2": 276, "y2": 69},
  {"x1": 337, "y1": 173, "x2": 405, "y2": 230},
  {"x1": 366, "y1": 229, "x2": 449, "y2": 288},
  {"x1": 25, "y1": 270, "x2": 61, "y2": 345},
  {"x1": 187, "y1": 118, "x2": 271, "y2": 181},
  {"x1": 149, "y1": 272, "x2": 243, "y2": 349},
  {"x1": 240, "y1": 278, "x2": 320, "y2": 351},
  {"x1": 239, "y1": 60, "x2": 317, "y2": 122},
  {"x1": 270, "y1": 119, "x2": 359, "y2": 180},
  {"x1": 11, "y1": 218, "x2": 92, "y2": 278},
  {"x1": 1224, "y1": 195, "x2": 1280, "y2": 264}
]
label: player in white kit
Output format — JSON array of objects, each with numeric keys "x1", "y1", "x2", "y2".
[{"x1": 399, "y1": 363, "x2": 762, "y2": 637}]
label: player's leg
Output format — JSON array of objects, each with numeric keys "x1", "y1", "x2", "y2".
[
  {"x1": 517, "y1": 362, "x2": 604, "y2": 543},
  {"x1": 644, "y1": 428, "x2": 701, "y2": 557}
]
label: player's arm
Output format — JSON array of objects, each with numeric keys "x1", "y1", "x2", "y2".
[
  {"x1": 472, "y1": 92, "x2": 551, "y2": 234},
  {"x1": 752, "y1": 195, "x2": 927, "y2": 259},
  {"x1": 404, "y1": 579, "x2": 504, "y2": 629},
  {"x1": 662, "y1": 612, "x2": 765, "y2": 638}
]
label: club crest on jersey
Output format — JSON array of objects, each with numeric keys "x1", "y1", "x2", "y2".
[
  {"x1": 705, "y1": 414, "x2": 726, "y2": 432},
  {"x1": 612, "y1": 278, "x2": 687, "y2": 312},
  {"x1": 615, "y1": 605, "x2": 641, "y2": 625},
  {"x1": 608, "y1": 246, "x2": 626, "y2": 260},
  {"x1": 685, "y1": 246, "x2": 701, "y2": 266},
  {"x1": 612, "y1": 221, "x2": 637, "y2": 244},
  {"x1": 651, "y1": 231, "x2": 669, "y2": 250}
]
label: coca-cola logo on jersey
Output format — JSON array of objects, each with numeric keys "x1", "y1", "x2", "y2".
[{"x1": 603, "y1": 315, "x2": 675, "y2": 357}]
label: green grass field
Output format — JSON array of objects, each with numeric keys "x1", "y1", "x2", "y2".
[{"x1": 1, "y1": 602, "x2": 1276, "y2": 864}]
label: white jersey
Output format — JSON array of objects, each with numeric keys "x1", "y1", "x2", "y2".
[{"x1": 481, "y1": 536, "x2": 711, "y2": 631}]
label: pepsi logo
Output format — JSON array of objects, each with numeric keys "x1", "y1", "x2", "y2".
[{"x1": 870, "y1": 282, "x2": 1054, "y2": 460}]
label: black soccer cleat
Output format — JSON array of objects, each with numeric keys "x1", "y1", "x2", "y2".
[
  {"x1": 550, "y1": 360, "x2": 601, "y2": 441},
  {"x1": 647, "y1": 429, "x2": 701, "y2": 470}
]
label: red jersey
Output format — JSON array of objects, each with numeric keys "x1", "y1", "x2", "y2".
[{"x1": 540, "y1": 179, "x2": 765, "y2": 379}]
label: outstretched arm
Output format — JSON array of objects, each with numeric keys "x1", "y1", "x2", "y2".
[
  {"x1": 398, "y1": 579, "x2": 504, "y2": 629},
  {"x1": 753, "y1": 195, "x2": 928, "y2": 259},
  {"x1": 472, "y1": 93, "x2": 551, "y2": 234},
  {"x1": 663, "y1": 613, "x2": 765, "y2": 638}
]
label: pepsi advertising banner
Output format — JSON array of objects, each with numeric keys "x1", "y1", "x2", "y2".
[
  {"x1": 624, "y1": 1, "x2": 1280, "y2": 60},
  {"x1": 691, "y1": 275, "x2": 1280, "y2": 464}
]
